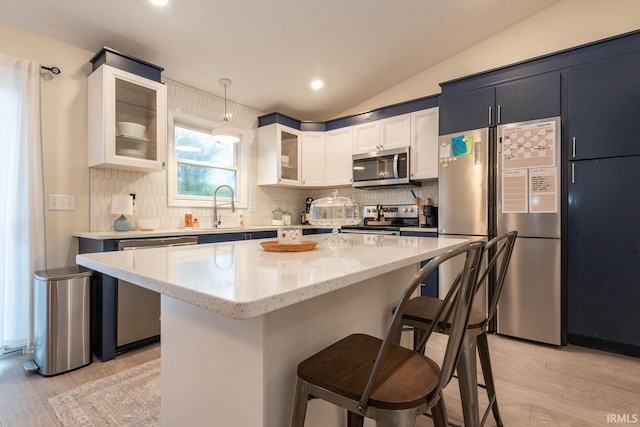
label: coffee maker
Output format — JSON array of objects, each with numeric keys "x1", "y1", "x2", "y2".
[
  {"x1": 423, "y1": 205, "x2": 438, "y2": 228},
  {"x1": 301, "y1": 197, "x2": 313, "y2": 224}
]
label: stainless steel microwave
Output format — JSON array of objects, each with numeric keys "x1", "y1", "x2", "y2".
[{"x1": 352, "y1": 147, "x2": 419, "y2": 189}]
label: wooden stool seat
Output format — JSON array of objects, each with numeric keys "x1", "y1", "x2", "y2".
[
  {"x1": 403, "y1": 298, "x2": 487, "y2": 330},
  {"x1": 297, "y1": 333, "x2": 440, "y2": 410}
]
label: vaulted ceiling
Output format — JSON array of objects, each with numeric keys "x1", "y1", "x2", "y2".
[{"x1": 0, "y1": 0, "x2": 560, "y2": 120}]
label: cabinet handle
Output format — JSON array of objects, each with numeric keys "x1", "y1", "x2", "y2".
[
  {"x1": 488, "y1": 106, "x2": 492, "y2": 125},
  {"x1": 571, "y1": 162, "x2": 575, "y2": 184},
  {"x1": 572, "y1": 137, "x2": 576, "y2": 158},
  {"x1": 497, "y1": 104, "x2": 501, "y2": 124}
]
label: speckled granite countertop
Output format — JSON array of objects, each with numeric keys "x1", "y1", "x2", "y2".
[{"x1": 76, "y1": 234, "x2": 465, "y2": 319}]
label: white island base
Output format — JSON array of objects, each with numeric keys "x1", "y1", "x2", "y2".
[{"x1": 161, "y1": 265, "x2": 417, "y2": 427}]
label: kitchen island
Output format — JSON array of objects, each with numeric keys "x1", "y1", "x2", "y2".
[{"x1": 76, "y1": 233, "x2": 467, "y2": 427}]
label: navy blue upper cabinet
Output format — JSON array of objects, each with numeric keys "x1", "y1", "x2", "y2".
[
  {"x1": 495, "y1": 72, "x2": 560, "y2": 125},
  {"x1": 440, "y1": 72, "x2": 560, "y2": 135},
  {"x1": 439, "y1": 87, "x2": 495, "y2": 135},
  {"x1": 569, "y1": 51, "x2": 640, "y2": 160}
]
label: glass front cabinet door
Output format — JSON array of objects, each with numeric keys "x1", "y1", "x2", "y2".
[
  {"x1": 88, "y1": 65, "x2": 167, "y2": 172},
  {"x1": 257, "y1": 123, "x2": 301, "y2": 186}
]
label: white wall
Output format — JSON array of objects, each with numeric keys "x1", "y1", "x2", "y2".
[
  {"x1": 0, "y1": 21, "x2": 93, "y2": 268},
  {"x1": 338, "y1": 0, "x2": 640, "y2": 117}
]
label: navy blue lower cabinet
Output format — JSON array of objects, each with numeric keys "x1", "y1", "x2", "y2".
[
  {"x1": 568, "y1": 156, "x2": 640, "y2": 356},
  {"x1": 79, "y1": 238, "x2": 118, "y2": 361},
  {"x1": 249, "y1": 231, "x2": 277, "y2": 239},
  {"x1": 303, "y1": 228, "x2": 332, "y2": 235},
  {"x1": 197, "y1": 230, "x2": 276, "y2": 243},
  {"x1": 400, "y1": 231, "x2": 438, "y2": 297},
  {"x1": 418, "y1": 260, "x2": 438, "y2": 297}
]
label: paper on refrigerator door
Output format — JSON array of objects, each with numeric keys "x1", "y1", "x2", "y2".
[
  {"x1": 501, "y1": 169, "x2": 528, "y2": 213},
  {"x1": 501, "y1": 167, "x2": 558, "y2": 214},
  {"x1": 529, "y1": 167, "x2": 558, "y2": 213},
  {"x1": 501, "y1": 119, "x2": 556, "y2": 169}
]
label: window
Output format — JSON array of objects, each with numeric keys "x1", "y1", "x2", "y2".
[{"x1": 168, "y1": 111, "x2": 247, "y2": 207}]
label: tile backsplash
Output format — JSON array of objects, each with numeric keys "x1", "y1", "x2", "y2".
[{"x1": 89, "y1": 78, "x2": 438, "y2": 231}]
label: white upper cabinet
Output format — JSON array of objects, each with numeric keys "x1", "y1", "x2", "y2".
[
  {"x1": 410, "y1": 107, "x2": 439, "y2": 180},
  {"x1": 325, "y1": 127, "x2": 354, "y2": 186},
  {"x1": 379, "y1": 114, "x2": 411, "y2": 150},
  {"x1": 301, "y1": 132, "x2": 326, "y2": 187},
  {"x1": 353, "y1": 113, "x2": 410, "y2": 154},
  {"x1": 353, "y1": 121, "x2": 379, "y2": 153},
  {"x1": 257, "y1": 123, "x2": 302, "y2": 186},
  {"x1": 258, "y1": 108, "x2": 435, "y2": 187},
  {"x1": 88, "y1": 65, "x2": 167, "y2": 172}
]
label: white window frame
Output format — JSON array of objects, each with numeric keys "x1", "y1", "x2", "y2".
[{"x1": 167, "y1": 110, "x2": 248, "y2": 208}]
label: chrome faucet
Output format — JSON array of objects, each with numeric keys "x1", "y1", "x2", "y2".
[{"x1": 213, "y1": 185, "x2": 236, "y2": 227}]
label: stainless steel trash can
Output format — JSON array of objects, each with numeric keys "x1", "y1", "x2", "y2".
[{"x1": 33, "y1": 266, "x2": 92, "y2": 376}]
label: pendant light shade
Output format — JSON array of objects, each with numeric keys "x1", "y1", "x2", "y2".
[{"x1": 212, "y1": 78, "x2": 240, "y2": 143}]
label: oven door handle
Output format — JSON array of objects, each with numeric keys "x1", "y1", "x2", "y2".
[
  {"x1": 393, "y1": 154, "x2": 400, "y2": 179},
  {"x1": 121, "y1": 241, "x2": 197, "y2": 250}
]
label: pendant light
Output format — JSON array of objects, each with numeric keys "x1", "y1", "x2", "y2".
[{"x1": 212, "y1": 78, "x2": 240, "y2": 143}]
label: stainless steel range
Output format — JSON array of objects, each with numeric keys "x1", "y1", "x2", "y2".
[{"x1": 341, "y1": 204, "x2": 419, "y2": 235}]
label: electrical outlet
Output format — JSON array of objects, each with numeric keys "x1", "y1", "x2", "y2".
[
  {"x1": 249, "y1": 201, "x2": 257, "y2": 213},
  {"x1": 48, "y1": 194, "x2": 76, "y2": 211}
]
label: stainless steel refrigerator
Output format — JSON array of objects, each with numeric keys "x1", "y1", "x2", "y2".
[{"x1": 438, "y1": 116, "x2": 562, "y2": 345}]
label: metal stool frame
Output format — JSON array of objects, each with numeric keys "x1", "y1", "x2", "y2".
[{"x1": 291, "y1": 240, "x2": 486, "y2": 427}]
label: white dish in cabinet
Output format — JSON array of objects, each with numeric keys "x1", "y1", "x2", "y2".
[{"x1": 88, "y1": 64, "x2": 167, "y2": 173}]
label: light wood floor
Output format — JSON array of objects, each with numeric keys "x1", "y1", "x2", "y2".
[
  {"x1": 417, "y1": 334, "x2": 640, "y2": 427},
  {"x1": 0, "y1": 343, "x2": 160, "y2": 427},
  {"x1": 1, "y1": 335, "x2": 639, "y2": 426}
]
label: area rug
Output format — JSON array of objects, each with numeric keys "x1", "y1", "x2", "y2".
[{"x1": 48, "y1": 358, "x2": 161, "y2": 426}]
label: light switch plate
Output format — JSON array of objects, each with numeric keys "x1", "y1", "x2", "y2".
[
  {"x1": 48, "y1": 194, "x2": 76, "y2": 211},
  {"x1": 249, "y1": 202, "x2": 257, "y2": 213}
]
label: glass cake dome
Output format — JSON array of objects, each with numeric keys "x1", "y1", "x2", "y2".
[{"x1": 308, "y1": 189, "x2": 361, "y2": 246}]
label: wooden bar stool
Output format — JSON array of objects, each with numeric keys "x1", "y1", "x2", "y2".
[
  {"x1": 291, "y1": 240, "x2": 485, "y2": 427},
  {"x1": 402, "y1": 231, "x2": 517, "y2": 427}
]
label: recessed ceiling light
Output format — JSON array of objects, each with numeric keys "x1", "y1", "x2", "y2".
[
  {"x1": 150, "y1": 0, "x2": 168, "y2": 5},
  {"x1": 310, "y1": 80, "x2": 324, "y2": 90}
]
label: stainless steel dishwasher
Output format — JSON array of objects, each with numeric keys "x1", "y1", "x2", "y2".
[{"x1": 116, "y1": 236, "x2": 198, "y2": 348}]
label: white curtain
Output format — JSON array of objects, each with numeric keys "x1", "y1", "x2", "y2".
[{"x1": 0, "y1": 53, "x2": 46, "y2": 355}]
